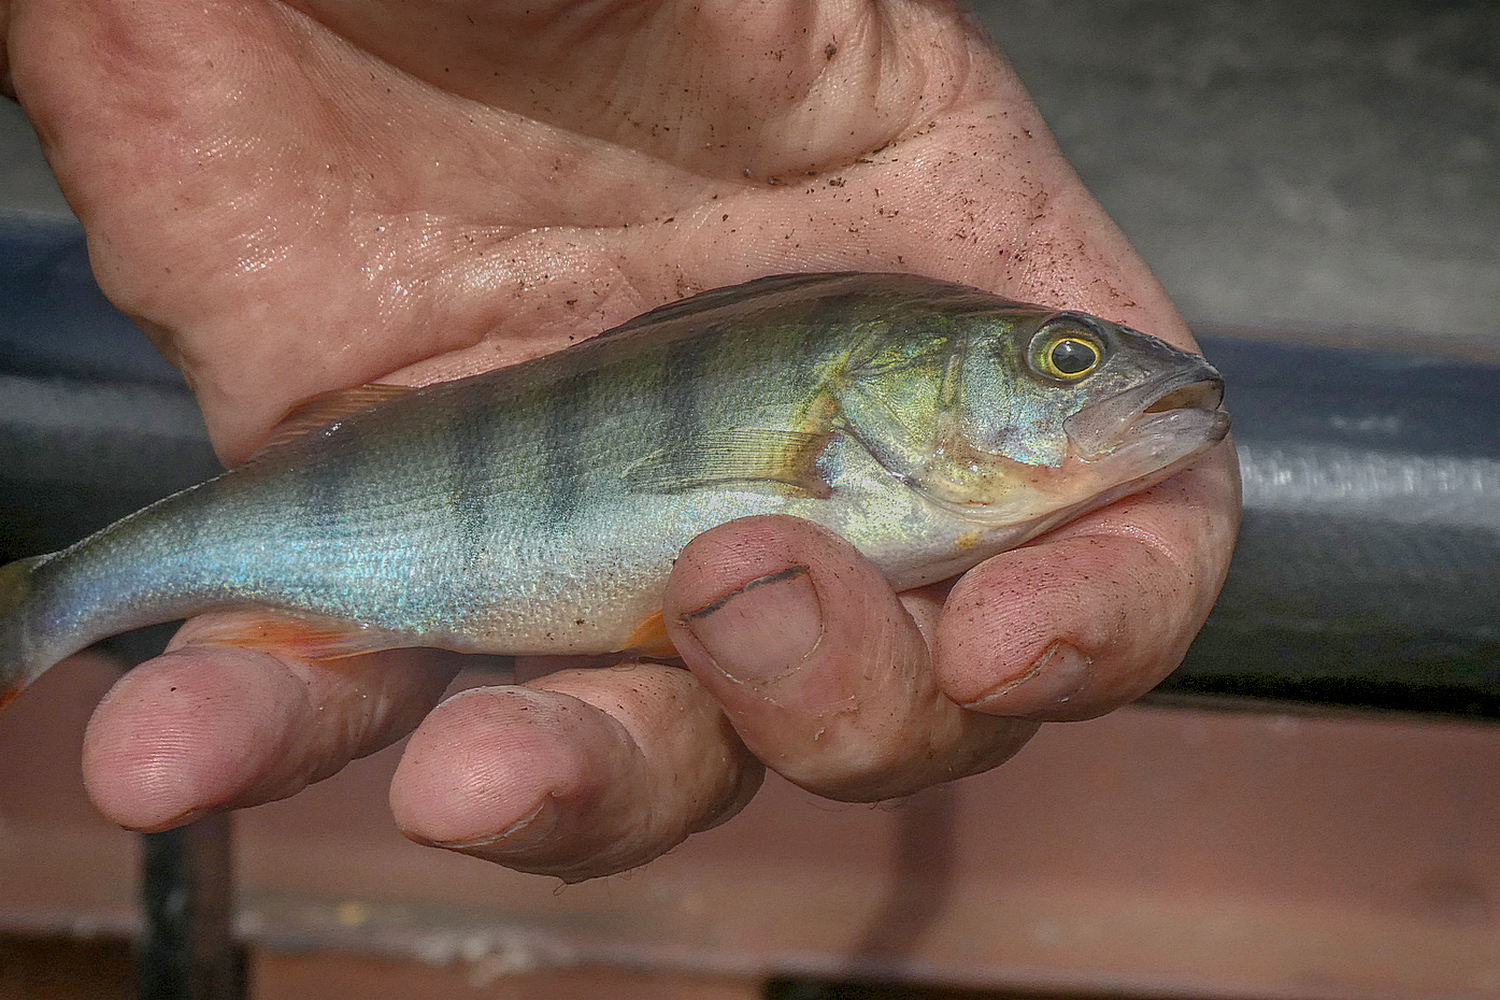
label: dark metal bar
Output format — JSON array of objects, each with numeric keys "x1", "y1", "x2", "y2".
[
  {"x1": 1165, "y1": 332, "x2": 1500, "y2": 717},
  {"x1": 138, "y1": 816, "x2": 245, "y2": 1000}
]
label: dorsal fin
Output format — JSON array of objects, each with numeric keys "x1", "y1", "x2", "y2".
[
  {"x1": 598, "y1": 273, "x2": 861, "y2": 341},
  {"x1": 248, "y1": 383, "x2": 415, "y2": 460}
]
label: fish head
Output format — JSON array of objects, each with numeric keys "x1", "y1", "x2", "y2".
[{"x1": 839, "y1": 305, "x2": 1230, "y2": 526}]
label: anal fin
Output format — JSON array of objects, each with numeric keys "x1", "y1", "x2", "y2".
[{"x1": 178, "y1": 608, "x2": 415, "y2": 662}]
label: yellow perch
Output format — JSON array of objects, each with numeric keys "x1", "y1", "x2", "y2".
[{"x1": 0, "y1": 272, "x2": 1228, "y2": 705}]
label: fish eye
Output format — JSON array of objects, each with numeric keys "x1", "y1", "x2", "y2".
[{"x1": 1033, "y1": 327, "x2": 1104, "y2": 381}]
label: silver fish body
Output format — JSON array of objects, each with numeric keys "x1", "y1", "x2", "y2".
[{"x1": 0, "y1": 272, "x2": 1229, "y2": 703}]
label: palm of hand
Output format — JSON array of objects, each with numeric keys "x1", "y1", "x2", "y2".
[
  {"x1": 6, "y1": 0, "x2": 1239, "y2": 880},
  {"x1": 18, "y1": 0, "x2": 1069, "y2": 462}
]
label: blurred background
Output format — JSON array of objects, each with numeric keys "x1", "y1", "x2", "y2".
[
  {"x1": 992, "y1": 0, "x2": 1499, "y2": 342},
  {"x1": 1, "y1": 2, "x2": 1498, "y2": 998}
]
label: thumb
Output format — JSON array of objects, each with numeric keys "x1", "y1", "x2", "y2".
[{"x1": 664, "y1": 515, "x2": 1035, "y2": 802}]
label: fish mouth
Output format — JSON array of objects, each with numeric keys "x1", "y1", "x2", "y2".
[{"x1": 1064, "y1": 365, "x2": 1230, "y2": 464}]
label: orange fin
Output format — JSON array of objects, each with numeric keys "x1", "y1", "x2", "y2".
[
  {"x1": 180, "y1": 608, "x2": 410, "y2": 662},
  {"x1": 622, "y1": 610, "x2": 678, "y2": 658},
  {"x1": 249, "y1": 383, "x2": 415, "y2": 459}
]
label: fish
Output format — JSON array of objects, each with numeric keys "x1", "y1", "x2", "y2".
[{"x1": 0, "y1": 271, "x2": 1229, "y2": 707}]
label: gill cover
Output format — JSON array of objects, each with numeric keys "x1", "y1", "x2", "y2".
[
  {"x1": 831, "y1": 305, "x2": 1084, "y2": 518},
  {"x1": 830, "y1": 305, "x2": 1221, "y2": 520}
]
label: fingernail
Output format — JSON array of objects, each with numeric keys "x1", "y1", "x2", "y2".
[
  {"x1": 679, "y1": 565, "x2": 823, "y2": 686},
  {"x1": 128, "y1": 806, "x2": 208, "y2": 834},
  {"x1": 425, "y1": 799, "x2": 558, "y2": 852},
  {"x1": 966, "y1": 640, "x2": 1091, "y2": 712}
]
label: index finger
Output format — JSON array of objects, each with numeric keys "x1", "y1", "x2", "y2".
[{"x1": 935, "y1": 444, "x2": 1240, "y2": 721}]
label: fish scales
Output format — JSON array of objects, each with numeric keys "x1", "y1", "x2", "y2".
[{"x1": 0, "y1": 272, "x2": 1230, "y2": 705}]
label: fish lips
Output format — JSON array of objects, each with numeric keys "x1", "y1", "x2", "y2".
[{"x1": 1064, "y1": 364, "x2": 1231, "y2": 465}]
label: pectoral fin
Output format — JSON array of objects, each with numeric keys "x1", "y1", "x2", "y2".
[{"x1": 622, "y1": 429, "x2": 833, "y2": 498}]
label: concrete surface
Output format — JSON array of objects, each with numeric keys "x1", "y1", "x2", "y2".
[
  {"x1": 2, "y1": 0, "x2": 1497, "y2": 339},
  {"x1": 980, "y1": 0, "x2": 1500, "y2": 339}
]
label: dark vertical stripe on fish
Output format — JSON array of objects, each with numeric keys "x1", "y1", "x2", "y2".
[
  {"x1": 660, "y1": 327, "x2": 717, "y2": 483},
  {"x1": 444, "y1": 406, "x2": 493, "y2": 564},
  {"x1": 539, "y1": 372, "x2": 587, "y2": 527},
  {"x1": 296, "y1": 421, "x2": 360, "y2": 542}
]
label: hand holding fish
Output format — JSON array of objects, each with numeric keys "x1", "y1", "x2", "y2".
[{"x1": 4, "y1": 0, "x2": 1239, "y2": 879}]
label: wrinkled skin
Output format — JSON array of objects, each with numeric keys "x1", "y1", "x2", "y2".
[{"x1": 2, "y1": 0, "x2": 1239, "y2": 879}]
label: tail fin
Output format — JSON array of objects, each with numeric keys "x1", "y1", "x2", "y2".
[{"x1": 0, "y1": 555, "x2": 48, "y2": 710}]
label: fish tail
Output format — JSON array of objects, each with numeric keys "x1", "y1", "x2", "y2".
[{"x1": 0, "y1": 555, "x2": 49, "y2": 710}]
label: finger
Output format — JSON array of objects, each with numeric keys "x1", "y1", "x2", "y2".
[
  {"x1": 81, "y1": 621, "x2": 459, "y2": 831},
  {"x1": 389, "y1": 663, "x2": 762, "y2": 882},
  {"x1": 664, "y1": 516, "x2": 1038, "y2": 803},
  {"x1": 934, "y1": 446, "x2": 1241, "y2": 721}
]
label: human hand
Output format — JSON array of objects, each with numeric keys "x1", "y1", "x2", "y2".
[{"x1": 5, "y1": 0, "x2": 1239, "y2": 879}]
